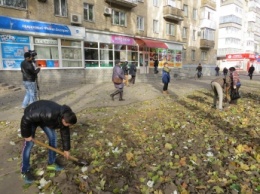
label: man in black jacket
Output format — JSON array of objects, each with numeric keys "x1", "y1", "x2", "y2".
[
  {"x1": 122, "y1": 60, "x2": 129, "y2": 86},
  {"x1": 248, "y1": 64, "x2": 255, "y2": 80},
  {"x1": 21, "y1": 52, "x2": 41, "y2": 109},
  {"x1": 20, "y1": 100, "x2": 77, "y2": 184}
]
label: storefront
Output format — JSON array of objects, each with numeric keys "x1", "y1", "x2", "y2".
[
  {"x1": 84, "y1": 32, "x2": 138, "y2": 68},
  {"x1": 0, "y1": 16, "x2": 85, "y2": 69},
  {"x1": 84, "y1": 31, "x2": 183, "y2": 74},
  {"x1": 219, "y1": 53, "x2": 255, "y2": 71}
]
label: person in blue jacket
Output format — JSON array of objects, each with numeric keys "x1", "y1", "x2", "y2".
[{"x1": 162, "y1": 62, "x2": 171, "y2": 94}]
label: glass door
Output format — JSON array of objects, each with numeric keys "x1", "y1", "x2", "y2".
[{"x1": 139, "y1": 52, "x2": 149, "y2": 74}]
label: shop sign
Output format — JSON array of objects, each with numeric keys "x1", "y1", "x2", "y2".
[
  {"x1": 35, "y1": 38, "x2": 58, "y2": 45},
  {"x1": 226, "y1": 53, "x2": 255, "y2": 60},
  {"x1": 0, "y1": 34, "x2": 29, "y2": 43},
  {"x1": 111, "y1": 35, "x2": 135, "y2": 45},
  {"x1": 0, "y1": 16, "x2": 85, "y2": 38}
]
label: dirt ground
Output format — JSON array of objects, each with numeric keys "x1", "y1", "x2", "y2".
[{"x1": 0, "y1": 74, "x2": 259, "y2": 194}]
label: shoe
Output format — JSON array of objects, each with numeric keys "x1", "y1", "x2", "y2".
[
  {"x1": 21, "y1": 171, "x2": 36, "y2": 184},
  {"x1": 110, "y1": 94, "x2": 114, "y2": 101},
  {"x1": 119, "y1": 91, "x2": 125, "y2": 101},
  {"x1": 47, "y1": 163, "x2": 64, "y2": 171}
]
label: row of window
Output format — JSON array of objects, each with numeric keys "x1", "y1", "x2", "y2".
[{"x1": 182, "y1": 50, "x2": 208, "y2": 61}]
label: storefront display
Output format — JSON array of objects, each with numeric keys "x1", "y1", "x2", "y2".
[
  {"x1": 0, "y1": 16, "x2": 85, "y2": 69},
  {"x1": 0, "y1": 34, "x2": 30, "y2": 69},
  {"x1": 34, "y1": 38, "x2": 59, "y2": 67}
]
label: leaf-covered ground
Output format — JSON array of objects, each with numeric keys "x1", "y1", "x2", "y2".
[{"x1": 8, "y1": 89, "x2": 260, "y2": 193}]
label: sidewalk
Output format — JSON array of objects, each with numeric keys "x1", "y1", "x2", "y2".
[{"x1": 0, "y1": 74, "x2": 259, "y2": 121}]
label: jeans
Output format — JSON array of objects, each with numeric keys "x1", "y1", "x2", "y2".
[
  {"x1": 22, "y1": 81, "x2": 37, "y2": 108},
  {"x1": 21, "y1": 126, "x2": 57, "y2": 173}
]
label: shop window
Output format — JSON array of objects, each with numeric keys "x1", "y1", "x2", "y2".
[
  {"x1": 175, "y1": 50, "x2": 182, "y2": 62},
  {"x1": 84, "y1": 42, "x2": 98, "y2": 48},
  {"x1": 34, "y1": 38, "x2": 59, "y2": 68},
  {"x1": 137, "y1": 16, "x2": 144, "y2": 31},
  {"x1": 1, "y1": 34, "x2": 30, "y2": 69},
  {"x1": 100, "y1": 43, "x2": 113, "y2": 67},
  {"x1": 100, "y1": 43, "x2": 113, "y2": 49},
  {"x1": 127, "y1": 46, "x2": 138, "y2": 63},
  {"x1": 54, "y1": 0, "x2": 67, "y2": 17},
  {"x1": 113, "y1": 10, "x2": 127, "y2": 27},
  {"x1": 166, "y1": 23, "x2": 175, "y2": 36},
  {"x1": 61, "y1": 39, "x2": 82, "y2": 67},
  {"x1": 84, "y1": 3, "x2": 94, "y2": 22},
  {"x1": 84, "y1": 42, "x2": 98, "y2": 67},
  {"x1": 0, "y1": 0, "x2": 27, "y2": 9}
]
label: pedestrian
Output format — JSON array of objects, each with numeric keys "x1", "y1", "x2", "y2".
[
  {"x1": 229, "y1": 67, "x2": 241, "y2": 104},
  {"x1": 129, "y1": 62, "x2": 137, "y2": 84},
  {"x1": 223, "y1": 67, "x2": 228, "y2": 77},
  {"x1": 215, "y1": 65, "x2": 220, "y2": 76},
  {"x1": 110, "y1": 60, "x2": 125, "y2": 101},
  {"x1": 248, "y1": 64, "x2": 255, "y2": 80},
  {"x1": 122, "y1": 60, "x2": 129, "y2": 86},
  {"x1": 21, "y1": 51, "x2": 41, "y2": 109},
  {"x1": 196, "y1": 63, "x2": 202, "y2": 78},
  {"x1": 162, "y1": 62, "x2": 171, "y2": 94},
  {"x1": 153, "y1": 55, "x2": 159, "y2": 74},
  {"x1": 20, "y1": 100, "x2": 77, "y2": 184},
  {"x1": 211, "y1": 76, "x2": 232, "y2": 110}
]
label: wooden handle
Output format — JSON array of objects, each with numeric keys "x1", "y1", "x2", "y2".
[{"x1": 33, "y1": 139, "x2": 78, "y2": 162}]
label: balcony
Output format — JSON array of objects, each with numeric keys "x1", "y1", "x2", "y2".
[
  {"x1": 200, "y1": 19, "x2": 216, "y2": 30},
  {"x1": 220, "y1": 0, "x2": 243, "y2": 7},
  {"x1": 201, "y1": 0, "x2": 216, "y2": 10},
  {"x1": 163, "y1": 5, "x2": 184, "y2": 22},
  {"x1": 200, "y1": 39, "x2": 215, "y2": 49},
  {"x1": 105, "y1": 0, "x2": 138, "y2": 9}
]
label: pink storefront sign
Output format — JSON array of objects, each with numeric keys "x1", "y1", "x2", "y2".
[{"x1": 111, "y1": 35, "x2": 135, "y2": 45}]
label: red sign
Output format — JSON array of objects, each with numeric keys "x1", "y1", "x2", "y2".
[{"x1": 226, "y1": 53, "x2": 255, "y2": 60}]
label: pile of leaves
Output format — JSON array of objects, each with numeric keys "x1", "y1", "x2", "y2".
[{"x1": 11, "y1": 89, "x2": 260, "y2": 193}]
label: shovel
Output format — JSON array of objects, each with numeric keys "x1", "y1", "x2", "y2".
[{"x1": 32, "y1": 139, "x2": 89, "y2": 166}]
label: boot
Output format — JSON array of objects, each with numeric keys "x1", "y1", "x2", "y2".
[
  {"x1": 119, "y1": 91, "x2": 125, "y2": 101},
  {"x1": 110, "y1": 90, "x2": 120, "y2": 101},
  {"x1": 163, "y1": 91, "x2": 167, "y2": 94}
]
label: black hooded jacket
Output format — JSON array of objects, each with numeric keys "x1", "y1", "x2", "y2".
[{"x1": 20, "y1": 100, "x2": 73, "y2": 151}]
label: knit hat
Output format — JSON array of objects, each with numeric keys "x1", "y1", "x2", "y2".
[{"x1": 24, "y1": 52, "x2": 31, "y2": 58}]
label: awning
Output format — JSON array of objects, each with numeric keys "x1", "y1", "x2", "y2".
[{"x1": 134, "y1": 38, "x2": 168, "y2": 49}]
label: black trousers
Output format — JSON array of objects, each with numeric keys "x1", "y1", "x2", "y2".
[
  {"x1": 163, "y1": 83, "x2": 168, "y2": 91},
  {"x1": 130, "y1": 75, "x2": 136, "y2": 84}
]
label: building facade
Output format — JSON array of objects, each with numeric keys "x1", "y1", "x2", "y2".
[
  {"x1": 0, "y1": 0, "x2": 217, "y2": 85},
  {"x1": 217, "y1": 0, "x2": 260, "y2": 72}
]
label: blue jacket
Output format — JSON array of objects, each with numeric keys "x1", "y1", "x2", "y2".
[{"x1": 162, "y1": 67, "x2": 170, "y2": 84}]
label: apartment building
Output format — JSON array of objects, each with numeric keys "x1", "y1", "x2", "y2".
[
  {"x1": 217, "y1": 0, "x2": 260, "y2": 71},
  {"x1": 0, "y1": 0, "x2": 217, "y2": 85}
]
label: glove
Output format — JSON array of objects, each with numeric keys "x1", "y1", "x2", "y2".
[{"x1": 233, "y1": 85, "x2": 236, "y2": 89}]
